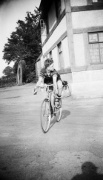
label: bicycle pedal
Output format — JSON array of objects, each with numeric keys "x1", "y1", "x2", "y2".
[{"x1": 55, "y1": 105, "x2": 61, "y2": 109}]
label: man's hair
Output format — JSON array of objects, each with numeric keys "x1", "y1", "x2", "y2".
[{"x1": 44, "y1": 58, "x2": 53, "y2": 69}]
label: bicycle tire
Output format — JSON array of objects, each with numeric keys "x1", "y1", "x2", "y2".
[
  {"x1": 56, "y1": 98, "x2": 62, "y2": 122},
  {"x1": 40, "y1": 99, "x2": 51, "y2": 133}
]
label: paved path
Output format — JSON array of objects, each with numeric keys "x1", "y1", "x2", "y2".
[{"x1": 0, "y1": 83, "x2": 103, "y2": 180}]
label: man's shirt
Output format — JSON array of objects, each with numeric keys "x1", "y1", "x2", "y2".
[{"x1": 40, "y1": 68, "x2": 61, "y2": 84}]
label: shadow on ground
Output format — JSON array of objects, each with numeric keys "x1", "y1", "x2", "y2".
[
  {"x1": 71, "y1": 161, "x2": 103, "y2": 180},
  {"x1": 61, "y1": 110, "x2": 71, "y2": 120},
  {"x1": 49, "y1": 109, "x2": 70, "y2": 131}
]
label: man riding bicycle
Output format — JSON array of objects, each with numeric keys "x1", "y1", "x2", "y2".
[{"x1": 34, "y1": 58, "x2": 63, "y2": 109}]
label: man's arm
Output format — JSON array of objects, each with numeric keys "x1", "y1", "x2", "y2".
[
  {"x1": 53, "y1": 74, "x2": 58, "y2": 94},
  {"x1": 34, "y1": 76, "x2": 44, "y2": 94}
]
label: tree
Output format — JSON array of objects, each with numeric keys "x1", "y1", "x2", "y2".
[
  {"x1": 0, "y1": 66, "x2": 16, "y2": 88},
  {"x1": 3, "y1": 8, "x2": 42, "y2": 82},
  {"x1": 3, "y1": 66, "x2": 14, "y2": 77}
]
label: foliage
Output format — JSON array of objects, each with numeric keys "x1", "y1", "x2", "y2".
[
  {"x1": 0, "y1": 76, "x2": 16, "y2": 88},
  {"x1": 26, "y1": 71, "x2": 37, "y2": 83},
  {"x1": 0, "y1": 66, "x2": 16, "y2": 88},
  {"x1": 2, "y1": 8, "x2": 42, "y2": 83},
  {"x1": 3, "y1": 66, "x2": 14, "y2": 77}
]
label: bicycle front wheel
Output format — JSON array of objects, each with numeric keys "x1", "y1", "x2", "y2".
[{"x1": 40, "y1": 99, "x2": 51, "y2": 133}]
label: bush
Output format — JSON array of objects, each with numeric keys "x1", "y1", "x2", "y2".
[
  {"x1": 0, "y1": 76, "x2": 16, "y2": 88},
  {"x1": 26, "y1": 71, "x2": 38, "y2": 83}
]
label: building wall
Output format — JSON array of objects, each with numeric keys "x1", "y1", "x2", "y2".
[
  {"x1": 36, "y1": 55, "x2": 44, "y2": 77},
  {"x1": 71, "y1": 79, "x2": 103, "y2": 98},
  {"x1": 36, "y1": 61, "x2": 41, "y2": 77},
  {"x1": 40, "y1": 55, "x2": 45, "y2": 68},
  {"x1": 71, "y1": 0, "x2": 87, "y2": 6},
  {"x1": 72, "y1": 9, "x2": 103, "y2": 68},
  {"x1": 62, "y1": 37, "x2": 70, "y2": 68},
  {"x1": 71, "y1": 68, "x2": 103, "y2": 98},
  {"x1": 73, "y1": 69, "x2": 103, "y2": 83},
  {"x1": 42, "y1": 16, "x2": 67, "y2": 55},
  {"x1": 52, "y1": 47, "x2": 59, "y2": 70},
  {"x1": 72, "y1": 10, "x2": 103, "y2": 29},
  {"x1": 71, "y1": 9, "x2": 103, "y2": 97},
  {"x1": 42, "y1": 15, "x2": 71, "y2": 71},
  {"x1": 73, "y1": 34, "x2": 86, "y2": 66},
  {"x1": 72, "y1": 9, "x2": 103, "y2": 67}
]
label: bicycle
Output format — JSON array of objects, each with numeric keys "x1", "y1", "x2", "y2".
[{"x1": 40, "y1": 84, "x2": 62, "y2": 133}]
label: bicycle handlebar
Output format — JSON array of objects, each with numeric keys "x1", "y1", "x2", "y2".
[{"x1": 38, "y1": 84, "x2": 53, "y2": 89}]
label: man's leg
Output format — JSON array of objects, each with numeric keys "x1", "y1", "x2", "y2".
[
  {"x1": 50, "y1": 80, "x2": 63, "y2": 113},
  {"x1": 50, "y1": 92, "x2": 54, "y2": 115},
  {"x1": 34, "y1": 77, "x2": 44, "y2": 95},
  {"x1": 52, "y1": 80, "x2": 62, "y2": 109},
  {"x1": 57, "y1": 80, "x2": 63, "y2": 96}
]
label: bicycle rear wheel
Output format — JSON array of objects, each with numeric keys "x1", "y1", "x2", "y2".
[
  {"x1": 56, "y1": 99, "x2": 62, "y2": 122},
  {"x1": 40, "y1": 99, "x2": 51, "y2": 133}
]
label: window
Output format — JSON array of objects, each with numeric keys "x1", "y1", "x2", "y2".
[
  {"x1": 40, "y1": 19, "x2": 45, "y2": 29},
  {"x1": 58, "y1": 42, "x2": 64, "y2": 69},
  {"x1": 49, "y1": 51, "x2": 52, "y2": 59},
  {"x1": 55, "y1": 0, "x2": 62, "y2": 19},
  {"x1": 92, "y1": 0, "x2": 98, "y2": 2},
  {"x1": 92, "y1": 0, "x2": 103, "y2": 3},
  {"x1": 48, "y1": 2, "x2": 57, "y2": 32},
  {"x1": 89, "y1": 32, "x2": 103, "y2": 64}
]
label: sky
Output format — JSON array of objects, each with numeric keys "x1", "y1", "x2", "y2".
[{"x1": 0, "y1": 0, "x2": 41, "y2": 77}]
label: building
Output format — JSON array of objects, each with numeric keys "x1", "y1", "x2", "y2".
[
  {"x1": 39, "y1": 0, "x2": 103, "y2": 98},
  {"x1": 35, "y1": 54, "x2": 44, "y2": 80}
]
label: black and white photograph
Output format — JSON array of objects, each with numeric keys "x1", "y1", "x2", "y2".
[{"x1": 0, "y1": 0, "x2": 103, "y2": 179}]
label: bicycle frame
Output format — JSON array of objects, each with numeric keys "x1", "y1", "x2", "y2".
[{"x1": 45, "y1": 84, "x2": 54, "y2": 101}]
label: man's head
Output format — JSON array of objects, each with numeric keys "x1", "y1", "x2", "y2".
[{"x1": 44, "y1": 58, "x2": 54, "y2": 71}]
